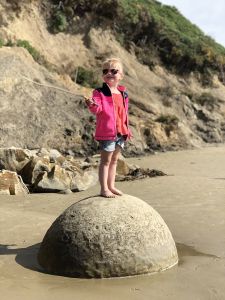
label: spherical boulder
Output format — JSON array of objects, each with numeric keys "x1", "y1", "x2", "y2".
[{"x1": 37, "y1": 194, "x2": 178, "y2": 278}]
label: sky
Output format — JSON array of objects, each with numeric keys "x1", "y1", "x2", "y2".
[{"x1": 159, "y1": 0, "x2": 225, "y2": 47}]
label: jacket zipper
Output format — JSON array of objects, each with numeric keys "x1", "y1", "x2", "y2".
[
  {"x1": 122, "y1": 91, "x2": 129, "y2": 129},
  {"x1": 111, "y1": 93, "x2": 117, "y2": 140}
]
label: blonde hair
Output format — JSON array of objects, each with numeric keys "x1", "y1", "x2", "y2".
[{"x1": 102, "y1": 57, "x2": 123, "y2": 73}]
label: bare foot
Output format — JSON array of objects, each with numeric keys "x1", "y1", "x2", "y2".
[
  {"x1": 109, "y1": 188, "x2": 123, "y2": 196},
  {"x1": 100, "y1": 190, "x2": 116, "y2": 198}
]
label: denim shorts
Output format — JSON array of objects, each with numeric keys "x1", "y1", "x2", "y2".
[{"x1": 99, "y1": 135, "x2": 125, "y2": 152}]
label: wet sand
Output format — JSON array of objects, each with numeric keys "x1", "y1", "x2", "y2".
[{"x1": 0, "y1": 145, "x2": 225, "y2": 300}]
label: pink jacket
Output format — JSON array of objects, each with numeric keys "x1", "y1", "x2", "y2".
[{"x1": 88, "y1": 83, "x2": 131, "y2": 141}]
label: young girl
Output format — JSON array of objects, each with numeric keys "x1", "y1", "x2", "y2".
[{"x1": 85, "y1": 58, "x2": 131, "y2": 198}]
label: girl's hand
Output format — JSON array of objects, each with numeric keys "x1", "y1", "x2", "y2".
[{"x1": 84, "y1": 97, "x2": 98, "y2": 106}]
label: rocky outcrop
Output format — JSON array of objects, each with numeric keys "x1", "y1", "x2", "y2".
[
  {"x1": 0, "y1": 47, "x2": 99, "y2": 156},
  {"x1": 37, "y1": 194, "x2": 178, "y2": 278},
  {"x1": 0, "y1": 148, "x2": 98, "y2": 193},
  {"x1": 0, "y1": 148, "x2": 166, "y2": 194},
  {"x1": 0, "y1": 170, "x2": 29, "y2": 195}
]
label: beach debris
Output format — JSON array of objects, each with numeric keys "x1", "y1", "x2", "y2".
[{"x1": 116, "y1": 156, "x2": 167, "y2": 181}]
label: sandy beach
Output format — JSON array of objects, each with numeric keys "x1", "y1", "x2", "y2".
[{"x1": 0, "y1": 145, "x2": 225, "y2": 300}]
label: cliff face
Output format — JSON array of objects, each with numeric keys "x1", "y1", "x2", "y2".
[
  {"x1": 1, "y1": 1, "x2": 225, "y2": 156},
  {"x1": 0, "y1": 46, "x2": 98, "y2": 156}
]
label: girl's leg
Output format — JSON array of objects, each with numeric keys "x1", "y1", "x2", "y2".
[
  {"x1": 108, "y1": 146, "x2": 123, "y2": 196},
  {"x1": 99, "y1": 150, "x2": 115, "y2": 198}
]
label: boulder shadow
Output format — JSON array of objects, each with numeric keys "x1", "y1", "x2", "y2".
[
  {"x1": 0, "y1": 243, "x2": 44, "y2": 273},
  {"x1": 176, "y1": 242, "x2": 219, "y2": 265},
  {"x1": 0, "y1": 243, "x2": 88, "y2": 278}
]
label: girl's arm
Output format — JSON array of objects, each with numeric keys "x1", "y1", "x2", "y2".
[{"x1": 86, "y1": 90, "x2": 102, "y2": 115}]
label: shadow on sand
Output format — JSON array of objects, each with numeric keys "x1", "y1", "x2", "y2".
[
  {"x1": 1, "y1": 241, "x2": 219, "y2": 277},
  {"x1": 176, "y1": 243, "x2": 219, "y2": 265},
  {"x1": 0, "y1": 243, "x2": 43, "y2": 273}
]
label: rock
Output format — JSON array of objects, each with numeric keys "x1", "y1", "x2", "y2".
[
  {"x1": 58, "y1": 189, "x2": 73, "y2": 194},
  {"x1": 33, "y1": 164, "x2": 98, "y2": 193},
  {"x1": 0, "y1": 148, "x2": 31, "y2": 172},
  {"x1": 19, "y1": 156, "x2": 51, "y2": 185},
  {"x1": 18, "y1": 153, "x2": 98, "y2": 193},
  {"x1": 47, "y1": 149, "x2": 62, "y2": 160},
  {"x1": 116, "y1": 156, "x2": 135, "y2": 176},
  {"x1": 84, "y1": 157, "x2": 95, "y2": 164},
  {"x1": 0, "y1": 170, "x2": 29, "y2": 195},
  {"x1": 33, "y1": 165, "x2": 72, "y2": 193},
  {"x1": 37, "y1": 194, "x2": 178, "y2": 278},
  {"x1": 70, "y1": 169, "x2": 98, "y2": 192},
  {"x1": 36, "y1": 148, "x2": 51, "y2": 157}
]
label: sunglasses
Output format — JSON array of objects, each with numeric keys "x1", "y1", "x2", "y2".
[{"x1": 102, "y1": 68, "x2": 119, "y2": 75}]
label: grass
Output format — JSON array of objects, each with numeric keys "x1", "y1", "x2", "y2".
[
  {"x1": 16, "y1": 40, "x2": 41, "y2": 61},
  {"x1": 48, "y1": 0, "x2": 225, "y2": 82},
  {"x1": 194, "y1": 92, "x2": 220, "y2": 111},
  {"x1": 50, "y1": 11, "x2": 68, "y2": 33},
  {"x1": 0, "y1": 38, "x2": 54, "y2": 70},
  {"x1": 155, "y1": 114, "x2": 179, "y2": 125},
  {"x1": 75, "y1": 66, "x2": 101, "y2": 88},
  {"x1": 5, "y1": 0, "x2": 225, "y2": 84},
  {"x1": 0, "y1": 38, "x2": 4, "y2": 47}
]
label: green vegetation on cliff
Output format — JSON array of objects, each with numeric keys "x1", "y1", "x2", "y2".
[
  {"x1": 48, "y1": 0, "x2": 225, "y2": 82},
  {"x1": 6, "y1": 0, "x2": 225, "y2": 83}
]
